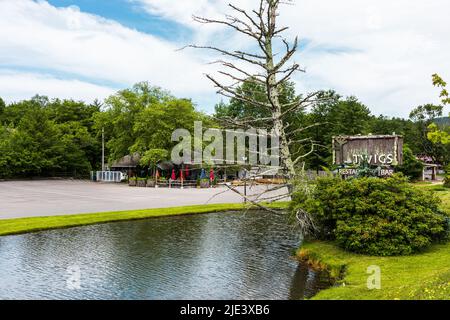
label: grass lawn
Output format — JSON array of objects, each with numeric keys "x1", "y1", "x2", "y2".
[
  {"x1": 297, "y1": 241, "x2": 450, "y2": 300},
  {"x1": 297, "y1": 184, "x2": 450, "y2": 300},
  {"x1": 0, "y1": 201, "x2": 289, "y2": 237},
  {"x1": 415, "y1": 184, "x2": 450, "y2": 212}
]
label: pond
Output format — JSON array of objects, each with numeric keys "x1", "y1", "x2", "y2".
[{"x1": 0, "y1": 210, "x2": 330, "y2": 299}]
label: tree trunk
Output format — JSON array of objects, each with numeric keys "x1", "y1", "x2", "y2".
[{"x1": 265, "y1": 3, "x2": 296, "y2": 180}]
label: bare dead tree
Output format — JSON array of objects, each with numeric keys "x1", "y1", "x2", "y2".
[
  {"x1": 188, "y1": 0, "x2": 319, "y2": 179},
  {"x1": 187, "y1": 1, "x2": 323, "y2": 233}
]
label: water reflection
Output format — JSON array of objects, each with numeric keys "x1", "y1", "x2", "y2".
[
  {"x1": 288, "y1": 263, "x2": 332, "y2": 300},
  {"x1": 0, "y1": 211, "x2": 327, "y2": 300}
]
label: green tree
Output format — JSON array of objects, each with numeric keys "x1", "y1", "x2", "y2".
[
  {"x1": 214, "y1": 79, "x2": 299, "y2": 123},
  {"x1": 298, "y1": 91, "x2": 372, "y2": 170},
  {"x1": 96, "y1": 82, "x2": 212, "y2": 165},
  {"x1": 214, "y1": 78, "x2": 309, "y2": 169},
  {"x1": 428, "y1": 74, "x2": 450, "y2": 186},
  {"x1": 52, "y1": 99, "x2": 101, "y2": 169},
  {"x1": 94, "y1": 82, "x2": 173, "y2": 162},
  {"x1": 132, "y1": 98, "x2": 211, "y2": 154},
  {"x1": 428, "y1": 123, "x2": 449, "y2": 145},
  {"x1": 409, "y1": 104, "x2": 443, "y2": 123},
  {"x1": 48, "y1": 99, "x2": 100, "y2": 128},
  {"x1": 427, "y1": 74, "x2": 450, "y2": 145},
  {"x1": 2, "y1": 95, "x2": 49, "y2": 127},
  {"x1": 8, "y1": 105, "x2": 63, "y2": 176},
  {"x1": 0, "y1": 96, "x2": 100, "y2": 177},
  {"x1": 396, "y1": 146, "x2": 424, "y2": 180},
  {"x1": 432, "y1": 73, "x2": 450, "y2": 105},
  {"x1": 56, "y1": 121, "x2": 96, "y2": 174},
  {"x1": 330, "y1": 96, "x2": 372, "y2": 135},
  {"x1": 0, "y1": 97, "x2": 5, "y2": 122},
  {"x1": 409, "y1": 104, "x2": 447, "y2": 163},
  {"x1": 0, "y1": 125, "x2": 13, "y2": 177},
  {"x1": 140, "y1": 149, "x2": 169, "y2": 178},
  {"x1": 369, "y1": 115, "x2": 416, "y2": 146}
]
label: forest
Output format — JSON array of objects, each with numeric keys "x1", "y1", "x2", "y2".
[{"x1": 0, "y1": 80, "x2": 449, "y2": 179}]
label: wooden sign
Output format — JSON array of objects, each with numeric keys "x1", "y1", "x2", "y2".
[
  {"x1": 333, "y1": 135, "x2": 403, "y2": 166},
  {"x1": 337, "y1": 167, "x2": 395, "y2": 178}
]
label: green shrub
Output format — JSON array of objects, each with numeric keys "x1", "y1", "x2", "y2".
[
  {"x1": 396, "y1": 146, "x2": 424, "y2": 180},
  {"x1": 291, "y1": 174, "x2": 449, "y2": 256},
  {"x1": 444, "y1": 164, "x2": 450, "y2": 188}
]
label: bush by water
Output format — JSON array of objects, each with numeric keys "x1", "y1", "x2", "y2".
[{"x1": 291, "y1": 174, "x2": 449, "y2": 256}]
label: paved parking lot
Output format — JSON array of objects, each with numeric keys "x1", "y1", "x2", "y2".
[{"x1": 0, "y1": 180, "x2": 288, "y2": 219}]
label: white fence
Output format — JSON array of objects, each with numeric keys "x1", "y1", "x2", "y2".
[{"x1": 93, "y1": 171, "x2": 124, "y2": 183}]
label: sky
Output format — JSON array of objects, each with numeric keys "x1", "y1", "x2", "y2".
[{"x1": 0, "y1": 0, "x2": 449, "y2": 118}]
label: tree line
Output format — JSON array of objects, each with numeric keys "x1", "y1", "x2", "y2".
[
  {"x1": 0, "y1": 80, "x2": 449, "y2": 179},
  {"x1": 215, "y1": 79, "x2": 450, "y2": 173}
]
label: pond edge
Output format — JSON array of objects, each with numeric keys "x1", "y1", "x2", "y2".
[{"x1": 0, "y1": 202, "x2": 289, "y2": 237}]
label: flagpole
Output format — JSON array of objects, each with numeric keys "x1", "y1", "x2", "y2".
[{"x1": 102, "y1": 127, "x2": 105, "y2": 172}]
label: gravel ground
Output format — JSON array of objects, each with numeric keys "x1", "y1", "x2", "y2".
[{"x1": 0, "y1": 180, "x2": 288, "y2": 219}]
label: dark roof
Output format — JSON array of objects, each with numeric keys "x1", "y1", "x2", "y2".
[
  {"x1": 156, "y1": 161, "x2": 174, "y2": 171},
  {"x1": 111, "y1": 153, "x2": 140, "y2": 168},
  {"x1": 332, "y1": 134, "x2": 403, "y2": 140}
]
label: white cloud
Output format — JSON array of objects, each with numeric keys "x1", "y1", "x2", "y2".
[
  {"x1": 280, "y1": 0, "x2": 450, "y2": 116},
  {"x1": 0, "y1": 70, "x2": 116, "y2": 103},
  {"x1": 134, "y1": 0, "x2": 225, "y2": 28},
  {"x1": 0, "y1": 0, "x2": 215, "y2": 107},
  {"x1": 137, "y1": 0, "x2": 450, "y2": 117},
  {"x1": 1, "y1": 0, "x2": 449, "y2": 117}
]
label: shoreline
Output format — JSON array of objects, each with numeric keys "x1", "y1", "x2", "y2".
[
  {"x1": 296, "y1": 241, "x2": 450, "y2": 300},
  {"x1": 0, "y1": 202, "x2": 289, "y2": 237}
]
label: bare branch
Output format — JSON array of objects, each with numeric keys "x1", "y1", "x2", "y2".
[
  {"x1": 210, "y1": 60, "x2": 265, "y2": 80},
  {"x1": 217, "y1": 71, "x2": 253, "y2": 84},
  {"x1": 280, "y1": 92, "x2": 320, "y2": 117},
  {"x1": 187, "y1": 45, "x2": 267, "y2": 69},
  {"x1": 292, "y1": 142, "x2": 317, "y2": 165},
  {"x1": 228, "y1": 4, "x2": 261, "y2": 31},
  {"x1": 273, "y1": 26, "x2": 289, "y2": 35},
  {"x1": 275, "y1": 63, "x2": 304, "y2": 86},
  {"x1": 204, "y1": 187, "x2": 232, "y2": 204},
  {"x1": 295, "y1": 208, "x2": 318, "y2": 237},
  {"x1": 193, "y1": 15, "x2": 261, "y2": 40},
  {"x1": 273, "y1": 36, "x2": 298, "y2": 72},
  {"x1": 223, "y1": 183, "x2": 280, "y2": 214},
  {"x1": 206, "y1": 74, "x2": 272, "y2": 110},
  {"x1": 212, "y1": 115, "x2": 273, "y2": 127},
  {"x1": 288, "y1": 137, "x2": 313, "y2": 146},
  {"x1": 286, "y1": 122, "x2": 324, "y2": 137}
]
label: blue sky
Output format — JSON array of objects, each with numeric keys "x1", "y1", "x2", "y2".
[
  {"x1": 0, "y1": 0, "x2": 449, "y2": 117},
  {"x1": 47, "y1": 0, "x2": 190, "y2": 41}
]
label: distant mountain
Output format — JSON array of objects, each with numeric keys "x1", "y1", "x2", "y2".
[{"x1": 434, "y1": 117, "x2": 450, "y2": 127}]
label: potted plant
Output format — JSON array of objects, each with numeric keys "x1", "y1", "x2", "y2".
[
  {"x1": 128, "y1": 177, "x2": 137, "y2": 186},
  {"x1": 136, "y1": 177, "x2": 147, "y2": 187},
  {"x1": 199, "y1": 178, "x2": 210, "y2": 188}
]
